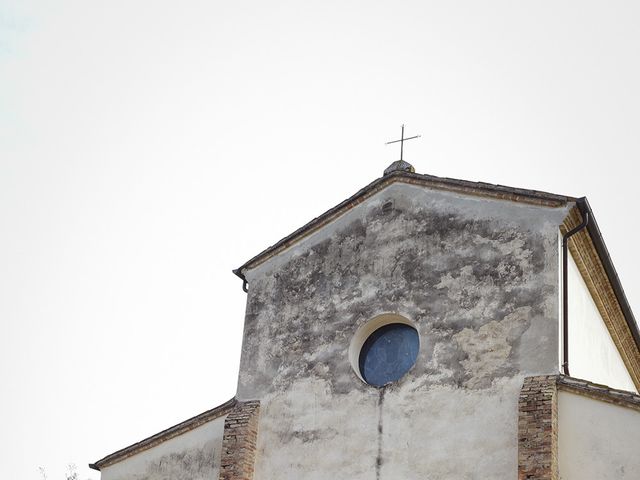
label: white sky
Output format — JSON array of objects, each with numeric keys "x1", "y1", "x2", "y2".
[{"x1": 1, "y1": 1, "x2": 639, "y2": 478}]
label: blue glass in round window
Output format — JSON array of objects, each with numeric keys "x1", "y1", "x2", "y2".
[{"x1": 358, "y1": 323, "x2": 419, "y2": 387}]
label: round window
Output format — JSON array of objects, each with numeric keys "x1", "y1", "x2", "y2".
[{"x1": 357, "y1": 322, "x2": 419, "y2": 387}]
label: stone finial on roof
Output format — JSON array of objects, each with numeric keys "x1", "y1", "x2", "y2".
[{"x1": 384, "y1": 160, "x2": 415, "y2": 176}]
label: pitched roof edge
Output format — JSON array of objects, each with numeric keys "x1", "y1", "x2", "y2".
[
  {"x1": 576, "y1": 198, "x2": 640, "y2": 354},
  {"x1": 89, "y1": 398, "x2": 236, "y2": 471},
  {"x1": 232, "y1": 169, "x2": 639, "y2": 377},
  {"x1": 235, "y1": 170, "x2": 576, "y2": 274},
  {"x1": 558, "y1": 375, "x2": 640, "y2": 411}
]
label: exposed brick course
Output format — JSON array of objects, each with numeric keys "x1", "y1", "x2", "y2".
[
  {"x1": 219, "y1": 400, "x2": 260, "y2": 480},
  {"x1": 518, "y1": 376, "x2": 559, "y2": 480}
]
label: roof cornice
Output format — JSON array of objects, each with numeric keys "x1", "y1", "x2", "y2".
[
  {"x1": 558, "y1": 375, "x2": 640, "y2": 411},
  {"x1": 90, "y1": 398, "x2": 236, "y2": 471},
  {"x1": 233, "y1": 169, "x2": 639, "y2": 364},
  {"x1": 564, "y1": 201, "x2": 640, "y2": 390},
  {"x1": 234, "y1": 170, "x2": 575, "y2": 275}
]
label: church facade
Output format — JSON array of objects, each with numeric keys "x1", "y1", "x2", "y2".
[{"x1": 91, "y1": 161, "x2": 640, "y2": 479}]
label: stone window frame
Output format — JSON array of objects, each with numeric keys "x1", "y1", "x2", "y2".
[{"x1": 348, "y1": 313, "x2": 419, "y2": 386}]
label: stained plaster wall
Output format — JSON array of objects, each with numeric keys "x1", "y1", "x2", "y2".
[
  {"x1": 558, "y1": 391, "x2": 640, "y2": 479},
  {"x1": 238, "y1": 183, "x2": 570, "y2": 480},
  {"x1": 567, "y1": 254, "x2": 636, "y2": 392},
  {"x1": 100, "y1": 415, "x2": 226, "y2": 480}
]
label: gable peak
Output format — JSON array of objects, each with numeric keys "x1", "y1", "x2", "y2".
[{"x1": 384, "y1": 160, "x2": 415, "y2": 176}]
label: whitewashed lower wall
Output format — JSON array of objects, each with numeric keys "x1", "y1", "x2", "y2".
[
  {"x1": 101, "y1": 415, "x2": 226, "y2": 480},
  {"x1": 558, "y1": 391, "x2": 640, "y2": 479},
  {"x1": 253, "y1": 377, "x2": 522, "y2": 480}
]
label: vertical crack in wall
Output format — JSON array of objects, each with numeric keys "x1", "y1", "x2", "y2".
[{"x1": 376, "y1": 387, "x2": 385, "y2": 480}]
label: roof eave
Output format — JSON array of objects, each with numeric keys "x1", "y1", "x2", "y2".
[
  {"x1": 231, "y1": 171, "x2": 638, "y2": 354},
  {"x1": 234, "y1": 170, "x2": 576, "y2": 275},
  {"x1": 90, "y1": 398, "x2": 236, "y2": 471},
  {"x1": 576, "y1": 198, "x2": 640, "y2": 350}
]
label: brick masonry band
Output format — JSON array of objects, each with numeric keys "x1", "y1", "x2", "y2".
[
  {"x1": 518, "y1": 376, "x2": 559, "y2": 480},
  {"x1": 219, "y1": 400, "x2": 261, "y2": 480},
  {"x1": 518, "y1": 374, "x2": 640, "y2": 480}
]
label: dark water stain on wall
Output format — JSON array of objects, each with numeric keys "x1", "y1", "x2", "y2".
[
  {"x1": 239, "y1": 188, "x2": 562, "y2": 397},
  {"x1": 143, "y1": 444, "x2": 216, "y2": 480}
]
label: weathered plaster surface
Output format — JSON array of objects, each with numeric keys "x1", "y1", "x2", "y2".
[
  {"x1": 101, "y1": 415, "x2": 226, "y2": 480},
  {"x1": 567, "y1": 253, "x2": 636, "y2": 392},
  {"x1": 237, "y1": 183, "x2": 570, "y2": 479},
  {"x1": 558, "y1": 391, "x2": 640, "y2": 479}
]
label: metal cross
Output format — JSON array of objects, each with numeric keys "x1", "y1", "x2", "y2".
[{"x1": 386, "y1": 125, "x2": 421, "y2": 161}]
